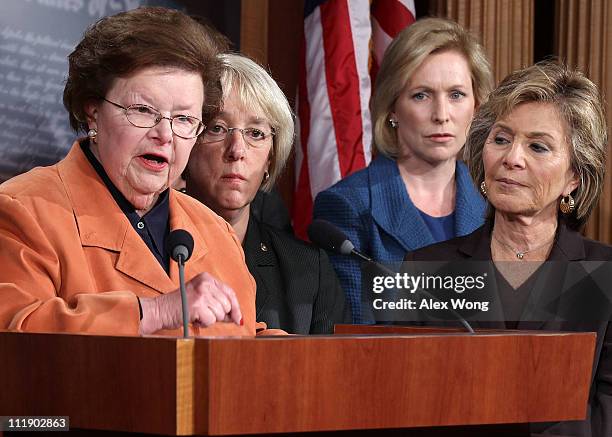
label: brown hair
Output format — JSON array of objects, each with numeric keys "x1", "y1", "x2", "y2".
[
  {"x1": 63, "y1": 7, "x2": 226, "y2": 132},
  {"x1": 371, "y1": 17, "x2": 493, "y2": 158},
  {"x1": 464, "y1": 60, "x2": 608, "y2": 229}
]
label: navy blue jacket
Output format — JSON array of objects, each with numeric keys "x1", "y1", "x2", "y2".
[{"x1": 313, "y1": 155, "x2": 486, "y2": 323}]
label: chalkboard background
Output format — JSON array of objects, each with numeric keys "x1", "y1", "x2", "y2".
[{"x1": 0, "y1": 0, "x2": 239, "y2": 182}]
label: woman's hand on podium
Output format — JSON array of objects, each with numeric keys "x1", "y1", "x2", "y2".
[{"x1": 138, "y1": 272, "x2": 243, "y2": 335}]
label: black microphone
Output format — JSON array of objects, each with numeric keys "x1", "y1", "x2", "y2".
[
  {"x1": 167, "y1": 229, "x2": 194, "y2": 263},
  {"x1": 308, "y1": 219, "x2": 373, "y2": 263},
  {"x1": 166, "y1": 229, "x2": 194, "y2": 338},
  {"x1": 307, "y1": 219, "x2": 474, "y2": 334}
]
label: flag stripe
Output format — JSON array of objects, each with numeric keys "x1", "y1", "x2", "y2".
[
  {"x1": 293, "y1": 0, "x2": 416, "y2": 240},
  {"x1": 304, "y1": 7, "x2": 342, "y2": 197},
  {"x1": 347, "y1": 0, "x2": 373, "y2": 166},
  {"x1": 293, "y1": 36, "x2": 314, "y2": 238},
  {"x1": 371, "y1": 18, "x2": 394, "y2": 63},
  {"x1": 371, "y1": 0, "x2": 415, "y2": 38},
  {"x1": 294, "y1": 6, "x2": 341, "y2": 238},
  {"x1": 319, "y1": 0, "x2": 366, "y2": 177}
]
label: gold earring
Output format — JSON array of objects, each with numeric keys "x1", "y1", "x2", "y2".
[
  {"x1": 560, "y1": 194, "x2": 575, "y2": 214},
  {"x1": 87, "y1": 128, "x2": 97, "y2": 143},
  {"x1": 480, "y1": 181, "x2": 487, "y2": 198}
]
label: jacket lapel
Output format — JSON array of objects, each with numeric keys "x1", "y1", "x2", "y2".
[
  {"x1": 58, "y1": 142, "x2": 174, "y2": 293},
  {"x1": 369, "y1": 156, "x2": 434, "y2": 252},
  {"x1": 516, "y1": 223, "x2": 586, "y2": 330},
  {"x1": 451, "y1": 221, "x2": 604, "y2": 337},
  {"x1": 454, "y1": 222, "x2": 505, "y2": 329},
  {"x1": 166, "y1": 190, "x2": 210, "y2": 286},
  {"x1": 454, "y1": 161, "x2": 487, "y2": 236},
  {"x1": 548, "y1": 222, "x2": 586, "y2": 261},
  {"x1": 457, "y1": 220, "x2": 493, "y2": 260},
  {"x1": 457, "y1": 221, "x2": 579, "y2": 330},
  {"x1": 369, "y1": 158, "x2": 485, "y2": 252},
  {"x1": 243, "y1": 216, "x2": 277, "y2": 317}
]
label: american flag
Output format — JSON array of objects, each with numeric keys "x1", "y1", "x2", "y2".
[{"x1": 293, "y1": 0, "x2": 416, "y2": 239}]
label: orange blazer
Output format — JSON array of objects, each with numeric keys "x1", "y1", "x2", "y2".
[{"x1": 0, "y1": 142, "x2": 262, "y2": 337}]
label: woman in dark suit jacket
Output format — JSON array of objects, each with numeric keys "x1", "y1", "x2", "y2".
[
  {"x1": 406, "y1": 61, "x2": 611, "y2": 436},
  {"x1": 185, "y1": 53, "x2": 348, "y2": 334}
]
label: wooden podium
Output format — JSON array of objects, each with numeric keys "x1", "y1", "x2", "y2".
[{"x1": 0, "y1": 327, "x2": 596, "y2": 436}]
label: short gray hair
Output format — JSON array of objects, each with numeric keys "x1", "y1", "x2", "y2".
[{"x1": 213, "y1": 53, "x2": 294, "y2": 191}]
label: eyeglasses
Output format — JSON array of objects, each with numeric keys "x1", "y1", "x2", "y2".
[
  {"x1": 201, "y1": 124, "x2": 275, "y2": 148},
  {"x1": 102, "y1": 98, "x2": 205, "y2": 139}
]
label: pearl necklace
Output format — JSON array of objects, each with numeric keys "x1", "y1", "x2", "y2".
[{"x1": 492, "y1": 233, "x2": 554, "y2": 260}]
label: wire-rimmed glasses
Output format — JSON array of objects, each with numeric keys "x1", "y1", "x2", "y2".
[
  {"x1": 201, "y1": 124, "x2": 275, "y2": 148},
  {"x1": 102, "y1": 97, "x2": 204, "y2": 139}
]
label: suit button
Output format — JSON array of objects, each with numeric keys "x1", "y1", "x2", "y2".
[
  {"x1": 137, "y1": 221, "x2": 145, "y2": 230},
  {"x1": 260, "y1": 243, "x2": 268, "y2": 252}
]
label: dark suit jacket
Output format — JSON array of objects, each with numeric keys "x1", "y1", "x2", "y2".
[
  {"x1": 244, "y1": 216, "x2": 349, "y2": 334},
  {"x1": 250, "y1": 189, "x2": 293, "y2": 234},
  {"x1": 405, "y1": 220, "x2": 612, "y2": 437}
]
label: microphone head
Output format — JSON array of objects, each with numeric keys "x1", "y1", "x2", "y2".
[
  {"x1": 307, "y1": 219, "x2": 355, "y2": 255},
  {"x1": 166, "y1": 229, "x2": 195, "y2": 262}
]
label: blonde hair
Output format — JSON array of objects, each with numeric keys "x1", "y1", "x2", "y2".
[
  {"x1": 210, "y1": 53, "x2": 294, "y2": 191},
  {"x1": 464, "y1": 60, "x2": 607, "y2": 229},
  {"x1": 371, "y1": 17, "x2": 493, "y2": 158}
]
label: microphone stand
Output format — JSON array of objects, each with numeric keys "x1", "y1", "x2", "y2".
[
  {"x1": 178, "y1": 254, "x2": 189, "y2": 338},
  {"x1": 308, "y1": 219, "x2": 475, "y2": 334},
  {"x1": 353, "y1": 251, "x2": 475, "y2": 334}
]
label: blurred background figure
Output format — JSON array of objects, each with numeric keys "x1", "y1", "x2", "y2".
[
  {"x1": 407, "y1": 61, "x2": 611, "y2": 437},
  {"x1": 0, "y1": 7, "x2": 266, "y2": 337},
  {"x1": 314, "y1": 18, "x2": 493, "y2": 323},
  {"x1": 186, "y1": 53, "x2": 348, "y2": 334}
]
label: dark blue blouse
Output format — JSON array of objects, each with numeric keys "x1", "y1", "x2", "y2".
[
  {"x1": 418, "y1": 209, "x2": 455, "y2": 243},
  {"x1": 81, "y1": 140, "x2": 170, "y2": 273}
]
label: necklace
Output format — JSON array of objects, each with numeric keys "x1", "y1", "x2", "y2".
[{"x1": 492, "y1": 233, "x2": 555, "y2": 260}]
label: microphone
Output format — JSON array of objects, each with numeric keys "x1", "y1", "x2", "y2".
[
  {"x1": 167, "y1": 229, "x2": 194, "y2": 263},
  {"x1": 307, "y1": 219, "x2": 474, "y2": 334},
  {"x1": 166, "y1": 229, "x2": 194, "y2": 338},
  {"x1": 308, "y1": 219, "x2": 373, "y2": 263}
]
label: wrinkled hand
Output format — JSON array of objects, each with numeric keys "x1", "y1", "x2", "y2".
[{"x1": 139, "y1": 272, "x2": 243, "y2": 335}]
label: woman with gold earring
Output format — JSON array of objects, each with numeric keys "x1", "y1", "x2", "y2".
[
  {"x1": 314, "y1": 18, "x2": 493, "y2": 324},
  {"x1": 407, "y1": 61, "x2": 611, "y2": 436},
  {"x1": 0, "y1": 8, "x2": 261, "y2": 337}
]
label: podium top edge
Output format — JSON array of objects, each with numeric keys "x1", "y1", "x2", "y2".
[{"x1": 0, "y1": 329, "x2": 597, "y2": 342}]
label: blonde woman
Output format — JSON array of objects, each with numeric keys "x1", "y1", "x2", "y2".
[
  {"x1": 314, "y1": 18, "x2": 493, "y2": 323},
  {"x1": 186, "y1": 54, "x2": 348, "y2": 333}
]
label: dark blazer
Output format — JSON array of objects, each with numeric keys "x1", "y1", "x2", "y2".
[
  {"x1": 243, "y1": 215, "x2": 349, "y2": 334},
  {"x1": 406, "y1": 220, "x2": 612, "y2": 437},
  {"x1": 314, "y1": 155, "x2": 486, "y2": 324},
  {"x1": 250, "y1": 189, "x2": 293, "y2": 234}
]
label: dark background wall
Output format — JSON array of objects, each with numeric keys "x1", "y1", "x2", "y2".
[{"x1": 0, "y1": 0, "x2": 241, "y2": 182}]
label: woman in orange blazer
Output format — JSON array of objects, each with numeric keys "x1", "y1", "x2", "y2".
[{"x1": 0, "y1": 7, "x2": 266, "y2": 337}]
